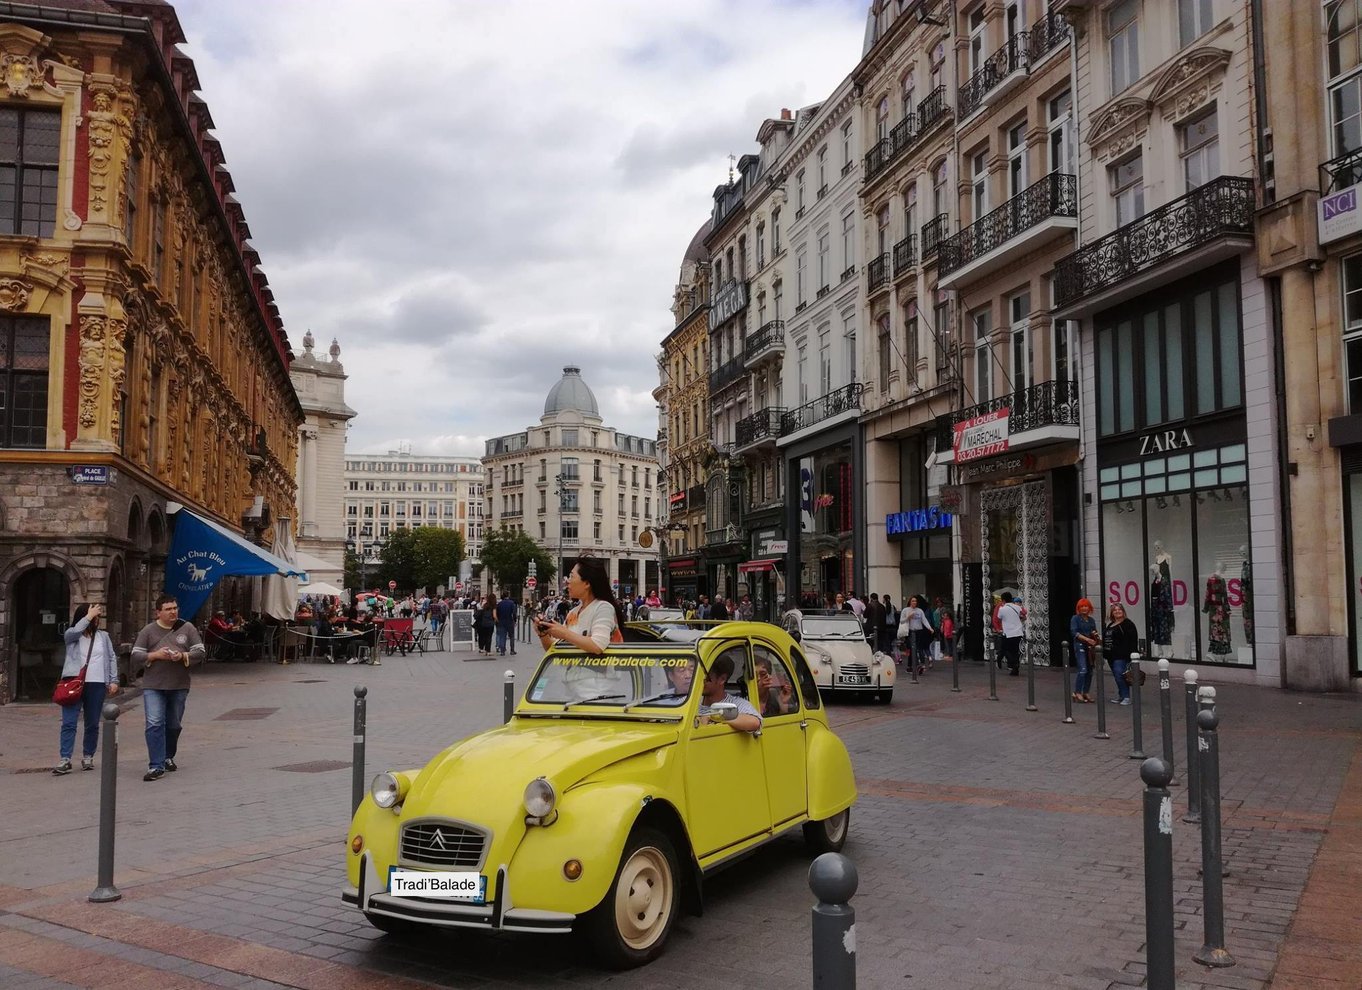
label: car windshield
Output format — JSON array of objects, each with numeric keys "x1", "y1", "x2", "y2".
[
  {"x1": 525, "y1": 650, "x2": 699, "y2": 709},
  {"x1": 800, "y1": 616, "x2": 864, "y2": 638}
]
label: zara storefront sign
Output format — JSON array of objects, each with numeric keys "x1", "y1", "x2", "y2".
[
  {"x1": 954, "y1": 409, "x2": 1010, "y2": 462},
  {"x1": 1320, "y1": 183, "x2": 1362, "y2": 244},
  {"x1": 711, "y1": 280, "x2": 748, "y2": 327},
  {"x1": 1139, "y1": 427, "x2": 1193, "y2": 456},
  {"x1": 885, "y1": 506, "x2": 954, "y2": 535}
]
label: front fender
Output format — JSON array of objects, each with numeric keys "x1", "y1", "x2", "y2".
[
  {"x1": 347, "y1": 795, "x2": 402, "y2": 889},
  {"x1": 806, "y1": 723, "x2": 856, "y2": 820},
  {"x1": 510, "y1": 781, "x2": 679, "y2": 916}
]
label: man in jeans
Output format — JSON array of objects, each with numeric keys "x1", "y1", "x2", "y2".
[
  {"x1": 997, "y1": 591, "x2": 1027, "y2": 676},
  {"x1": 131, "y1": 595, "x2": 205, "y2": 781},
  {"x1": 495, "y1": 590, "x2": 518, "y2": 656}
]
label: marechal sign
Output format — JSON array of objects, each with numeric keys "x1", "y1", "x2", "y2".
[{"x1": 953, "y1": 408, "x2": 1010, "y2": 462}]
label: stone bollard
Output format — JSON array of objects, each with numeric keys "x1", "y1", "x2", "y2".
[
  {"x1": 503, "y1": 669, "x2": 516, "y2": 724},
  {"x1": 1061, "y1": 641, "x2": 1074, "y2": 724},
  {"x1": 1094, "y1": 646, "x2": 1109, "y2": 740},
  {"x1": 1194, "y1": 693, "x2": 1235, "y2": 969},
  {"x1": 1129, "y1": 654, "x2": 1146, "y2": 760},
  {"x1": 1182, "y1": 670, "x2": 1201, "y2": 824},
  {"x1": 1157, "y1": 659, "x2": 1177, "y2": 785},
  {"x1": 351, "y1": 685, "x2": 368, "y2": 818},
  {"x1": 89, "y1": 702, "x2": 122, "y2": 903},
  {"x1": 809, "y1": 852, "x2": 857, "y2": 989},
  {"x1": 1140, "y1": 757, "x2": 1176, "y2": 990}
]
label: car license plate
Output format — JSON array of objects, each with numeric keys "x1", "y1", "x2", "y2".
[
  {"x1": 388, "y1": 866, "x2": 487, "y2": 903},
  {"x1": 837, "y1": 674, "x2": 871, "y2": 685}
]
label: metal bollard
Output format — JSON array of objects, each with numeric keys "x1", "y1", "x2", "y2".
[
  {"x1": 1128, "y1": 654, "x2": 1146, "y2": 760},
  {"x1": 351, "y1": 685, "x2": 368, "y2": 818},
  {"x1": 1025, "y1": 642, "x2": 1038, "y2": 712},
  {"x1": 809, "y1": 852, "x2": 857, "y2": 989},
  {"x1": 1094, "y1": 646, "x2": 1109, "y2": 739},
  {"x1": 1140, "y1": 757, "x2": 1176, "y2": 990},
  {"x1": 987, "y1": 641, "x2": 998, "y2": 701},
  {"x1": 950, "y1": 641, "x2": 962, "y2": 693},
  {"x1": 1157, "y1": 659, "x2": 1177, "y2": 785},
  {"x1": 1182, "y1": 670, "x2": 1201, "y2": 823},
  {"x1": 909, "y1": 639, "x2": 919, "y2": 684},
  {"x1": 1061, "y1": 641, "x2": 1074, "y2": 724},
  {"x1": 89, "y1": 702, "x2": 122, "y2": 903},
  {"x1": 503, "y1": 669, "x2": 516, "y2": 724},
  {"x1": 1194, "y1": 693, "x2": 1235, "y2": 969}
]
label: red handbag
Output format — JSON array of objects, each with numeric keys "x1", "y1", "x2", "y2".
[{"x1": 52, "y1": 634, "x2": 95, "y2": 706}]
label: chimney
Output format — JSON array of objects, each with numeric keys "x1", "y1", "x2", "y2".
[{"x1": 781, "y1": 108, "x2": 792, "y2": 121}]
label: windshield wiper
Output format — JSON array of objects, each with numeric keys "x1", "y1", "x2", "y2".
[
  {"x1": 625, "y1": 692, "x2": 686, "y2": 711},
  {"x1": 563, "y1": 693, "x2": 627, "y2": 710}
]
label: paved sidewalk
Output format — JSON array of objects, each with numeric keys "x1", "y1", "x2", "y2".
[{"x1": 0, "y1": 652, "x2": 1358, "y2": 989}]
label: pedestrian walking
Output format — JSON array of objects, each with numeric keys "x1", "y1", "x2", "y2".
[
  {"x1": 535, "y1": 557, "x2": 626, "y2": 655},
  {"x1": 901, "y1": 595, "x2": 935, "y2": 675},
  {"x1": 495, "y1": 590, "x2": 517, "y2": 656},
  {"x1": 997, "y1": 591, "x2": 1026, "y2": 676},
  {"x1": 711, "y1": 595, "x2": 730, "y2": 621},
  {"x1": 880, "y1": 596, "x2": 899, "y2": 655},
  {"x1": 1070, "y1": 598, "x2": 1100, "y2": 703},
  {"x1": 1102, "y1": 603, "x2": 1140, "y2": 705},
  {"x1": 474, "y1": 594, "x2": 496, "y2": 655},
  {"x1": 52, "y1": 603, "x2": 120, "y2": 775},
  {"x1": 131, "y1": 594, "x2": 204, "y2": 781},
  {"x1": 864, "y1": 593, "x2": 886, "y2": 651}
]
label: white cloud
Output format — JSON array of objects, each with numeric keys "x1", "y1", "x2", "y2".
[{"x1": 174, "y1": 0, "x2": 868, "y2": 455}]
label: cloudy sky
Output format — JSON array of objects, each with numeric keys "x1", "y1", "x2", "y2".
[{"x1": 173, "y1": 0, "x2": 869, "y2": 456}]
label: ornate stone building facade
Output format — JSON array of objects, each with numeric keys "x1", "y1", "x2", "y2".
[
  {"x1": 0, "y1": 2, "x2": 301, "y2": 702},
  {"x1": 291, "y1": 333, "x2": 356, "y2": 588}
]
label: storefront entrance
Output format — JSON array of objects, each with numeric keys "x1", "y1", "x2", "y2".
[
  {"x1": 12, "y1": 567, "x2": 71, "y2": 701},
  {"x1": 981, "y1": 480, "x2": 1050, "y2": 666}
]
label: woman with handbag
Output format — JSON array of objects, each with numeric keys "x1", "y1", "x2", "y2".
[
  {"x1": 1102, "y1": 603, "x2": 1139, "y2": 706},
  {"x1": 474, "y1": 594, "x2": 497, "y2": 655},
  {"x1": 53, "y1": 603, "x2": 119, "y2": 775}
]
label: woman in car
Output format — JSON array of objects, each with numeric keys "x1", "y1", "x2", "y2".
[{"x1": 536, "y1": 557, "x2": 626, "y2": 655}]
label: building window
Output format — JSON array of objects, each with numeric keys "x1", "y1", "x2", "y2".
[
  {"x1": 1178, "y1": 0, "x2": 1213, "y2": 49},
  {"x1": 562, "y1": 428, "x2": 578, "y2": 446},
  {"x1": 1008, "y1": 289, "x2": 1032, "y2": 394},
  {"x1": 931, "y1": 42, "x2": 946, "y2": 90},
  {"x1": 876, "y1": 96, "x2": 889, "y2": 140},
  {"x1": 756, "y1": 222, "x2": 766, "y2": 268},
  {"x1": 1108, "y1": 0, "x2": 1140, "y2": 96},
  {"x1": 124, "y1": 152, "x2": 140, "y2": 248},
  {"x1": 904, "y1": 304, "x2": 920, "y2": 379},
  {"x1": 1180, "y1": 107, "x2": 1220, "y2": 191},
  {"x1": 934, "y1": 297, "x2": 952, "y2": 377},
  {"x1": 562, "y1": 490, "x2": 579, "y2": 512},
  {"x1": 1110, "y1": 153, "x2": 1145, "y2": 226},
  {"x1": 772, "y1": 208, "x2": 782, "y2": 253},
  {"x1": 797, "y1": 344, "x2": 808, "y2": 404},
  {"x1": 817, "y1": 145, "x2": 827, "y2": 191},
  {"x1": 797, "y1": 169, "x2": 806, "y2": 212},
  {"x1": 844, "y1": 314, "x2": 857, "y2": 385},
  {"x1": 932, "y1": 160, "x2": 949, "y2": 216},
  {"x1": 796, "y1": 249, "x2": 807, "y2": 304},
  {"x1": 1342, "y1": 253, "x2": 1362, "y2": 413},
  {"x1": 841, "y1": 211, "x2": 854, "y2": 272},
  {"x1": 972, "y1": 306, "x2": 993, "y2": 403},
  {"x1": 1048, "y1": 90, "x2": 1074, "y2": 175},
  {"x1": 562, "y1": 520, "x2": 578, "y2": 541},
  {"x1": 594, "y1": 520, "x2": 602, "y2": 540},
  {"x1": 968, "y1": 4, "x2": 987, "y2": 73},
  {"x1": 842, "y1": 120, "x2": 853, "y2": 167},
  {"x1": 971, "y1": 149, "x2": 989, "y2": 221},
  {"x1": 1331, "y1": 0, "x2": 1362, "y2": 153},
  {"x1": 1007, "y1": 120, "x2": 1027, "y2": 197},
  {"x1": 153, "y1": 197, "x2": 166, "y2": 284},
  {"x1": 876, "y1": 205, "x2": 891, "y2": 255},
  {"x1": 0, "y1": 108, "x2": 59, "y2": 238},
  {"x1": 877, "y1": 313, "x2": 892, "y2": 391},
  {"x1": 817, "y1": 231, "x2": 829, "y2": 288},
  {"x1": 0, "y1": 317, "x2": 48, "y2": 448}
]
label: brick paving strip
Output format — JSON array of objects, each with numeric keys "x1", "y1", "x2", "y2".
[{"x1": 1267, "y1": 747, "x2": 1362, "y2": 988}]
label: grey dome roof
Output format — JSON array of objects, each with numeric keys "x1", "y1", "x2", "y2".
[
  {"x1": 681, "y1": 219, "x2": 711, "y2": 269},
  {"x1": 544, "y1": 366, "x2": 599, "y2": 416}
]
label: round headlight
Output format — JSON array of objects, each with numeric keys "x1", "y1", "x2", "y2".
[
  {"x1": 371, "y1": 772, "x2": 401, "y2": 809},
  {"x1": 524, "y1": 776, "x2": 556, "y2": 819}
]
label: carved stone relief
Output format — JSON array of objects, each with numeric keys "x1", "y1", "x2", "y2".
[{"x1": 0, "y1": 279, "x2": 31, "y2": 311}]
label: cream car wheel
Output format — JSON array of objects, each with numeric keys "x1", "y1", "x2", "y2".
[
  {"x1": 803, "y1": 807, "x2": 850, "y2": 854},
  {"x1": 584, "y1": 826, "x2": 680, "y2": 969}
]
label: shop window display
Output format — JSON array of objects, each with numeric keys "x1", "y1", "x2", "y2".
[
  {"x1": 1194, "y1": 481, "x2": 1252, "y2": 665},
  {"x1": 796, "y1": 441, "x2": 855, "y2": 605}
]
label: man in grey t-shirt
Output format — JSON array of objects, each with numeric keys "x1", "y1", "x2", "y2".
[{"x1": 131, "y1": 594, "x2": 205, "y2": 781}]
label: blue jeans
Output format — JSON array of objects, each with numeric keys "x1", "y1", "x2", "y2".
[
  {"x1": 1109, "y1": 659, "x2": 1130, "y2": 701},
  {"x1": 144, "y1": 688, "x2": 189, "y2": 770},
  {"x1": 496, "y1": 625, "x2": 516, "y2": 654},
  {"x1": 59, "y1": 682, "x2": 108, "y2": 760},
  {"x1": 1073, "y1": 643, "x2": 1092, "y2": 694}
]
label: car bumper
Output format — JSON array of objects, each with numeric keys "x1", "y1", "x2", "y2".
[{"x1": 343, "y1": 852, "x2": 575, "y2": 934}]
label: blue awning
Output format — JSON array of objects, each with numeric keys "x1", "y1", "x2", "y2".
[{"x1": 166, "y1": 507, "x2": 308, "y2": 619}]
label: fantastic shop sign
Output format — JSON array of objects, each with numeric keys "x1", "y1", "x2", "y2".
[{"x1": 886, "y1": 506, "x2": 954, "y2": 536}]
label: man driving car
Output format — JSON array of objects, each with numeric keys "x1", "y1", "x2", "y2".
[{"x1": 697, "y1": 654, "x2": 762, "y2": 733}]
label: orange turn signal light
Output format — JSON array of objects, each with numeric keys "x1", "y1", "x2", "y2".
[
  {"x1": 563, "y1": 859, "x2": 583, "y2": 881},
  {"x1": 351, "y1": 835, "x2": 364, "y2": 854}
]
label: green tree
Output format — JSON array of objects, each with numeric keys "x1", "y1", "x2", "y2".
[
  {"x1": 372, "y1": 527, "x2": 417, "y2": 592},
  {"x1": 479, "y1": 526, "x2": 555, "y2": 594},
  {"x1": 410, "y1": 525, "x2": 466, "y2": 592}
]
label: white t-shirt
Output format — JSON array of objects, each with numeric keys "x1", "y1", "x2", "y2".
[
  {"x1": 999, "y1": 602, "x2": 1026, "y2": 638},
  {"x1": 568, "y1": 599, "x2": 620, "y2": 651}
]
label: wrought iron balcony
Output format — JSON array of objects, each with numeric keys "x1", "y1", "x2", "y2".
[
  {"x1": 816, "y1": 285, "x2": 831, "y2": 299},
  {"x1": 890, "y1": 114, "x2": 917, "y2": 156},
  {"x1": 939, "y1": 172, "x2": 1077, "y2": 285},
  {"x1": 867, "y1": 253, "x2": 890, "y2": 292},
  {"x1": 735, "y1": 407, "x2": 786, "y2": 450},
  {"x1": 841, "y1": 264, "x2": 856, "y2": 282},
  {"x1": 744, "y1": 320, "x2": 784, "y2": 367},
  {"x1": 779, "y1": 382, "x2": 865, "y2": 436},
  {"x1": 864, "y1": 138, "x2": 893, "y2": 182},
  {"x1": 1027, "y1": 9, "x2": 1069, "y2": 63},
  {"x1": 893, "y1": 234, "x2": 917, "y2": 277},
  {"x1": 841, "y1": 160, "x2": 854, "y2": 177},
  {"x1": 1322, "y1": 146, "x2": 1362, "y2": 193},
  {"x1": 921, "y1": 214, "x2": 949, "y2": 261},
  {"x1": 936, "y1": 379, "x2": 1080, "y2": 461},
  {"x1": 959, "y1": 33, "x2": 1028, "y2": 120},
  {"x1": 1053, "y1": 176, "x2": 1255, "y2": 311},
  {"x1": 817, "y1": 184, "x2": 828, "y2": 199},
  {"x1": 915, "y1": 85, "x2": 951, "y2": 137},
  {"x1": 709, "y1": 355, "x2": 747, "y2": 394}
]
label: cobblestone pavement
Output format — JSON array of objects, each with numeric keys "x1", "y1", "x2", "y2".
[{"x1": 1, "y1": 644, "x2": 1358, "y2": 989}]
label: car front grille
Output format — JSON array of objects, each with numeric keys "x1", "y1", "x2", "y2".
[
  {"x1": 399, "y1": 819, "x2": 488, "y2": 869},
  {"x1": 838, "y1": 663, "x2": 870, "y2": 677}
]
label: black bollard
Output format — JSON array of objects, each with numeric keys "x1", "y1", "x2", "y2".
[
  {"x1": 1094, "y1": 646, "x2": 1109, "y2": 739},
  {"x1": 909, "y1": 638, "x2": 919, "y2": 684},
  {"x1": 1061, "y1": 641, "x2": 1074, "y2": 724},
  {"x1": 987, "y1": 639, "x2": 998, "y2": 701},
  {"x1": 1128, "y1": 654, "x2": 1146, "y2": 760},
  {"x1": 351, "y1": 685, "x2": 368, "y2": 818},
  {"x1": 1140, "y1": 757, "x2": 1176, "y2": 990},
  {"x1": 1182, "y1": 670, "x2": 1201, "y2": 824},
  {"x1": 1157, "y1": 659, "x2": 1177, "y2": 785},
  {"x1": 89, "y1": 702, "x2": 122, "y2": 903},
  {"x1": 1194, "y1": 693, "x2": 1235, "y2": 969},
  {"x1": 1025, "y1": 641, "x2": 1038, "y2": 712},
  {"x1": 950, "y1": 641, "x2": 961, "y2": 693},
  {"x1": 809, "y1": 852, "x2": 857, "y2": 989},
  {"x1": 503, "y1": 669, "x2": 516, "y2": 724}
]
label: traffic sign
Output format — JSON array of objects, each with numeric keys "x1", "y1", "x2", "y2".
[
  {"x1": 526, "y1": 577, "x2": 538, "y2": 590},
  {"x1": 528, "y1": 560, "x2": 537, "y2": 576},
  {"x1": 388, "y1": 580, "x2": 397, "y2": 591}
]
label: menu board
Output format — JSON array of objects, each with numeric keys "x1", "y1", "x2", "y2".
[{"x1": 445, "y1": 609, "x2": 474, "y2": 650}]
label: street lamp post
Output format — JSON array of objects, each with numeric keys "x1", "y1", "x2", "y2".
[
  {"x1": 345, "y1": 525, "x2": 383, "y2": 594},
  {"x1": 554, "y1": 473, "x2": 568, "y2": 595}
]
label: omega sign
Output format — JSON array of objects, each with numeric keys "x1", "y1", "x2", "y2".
[
  {"x1": 711, "y1": 280, "x2": 748, "y2": 326},
  {"x1": 954, "y1": 408, "x2": 1010, "y2": 462}
]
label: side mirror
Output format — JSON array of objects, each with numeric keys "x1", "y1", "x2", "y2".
[{"x1": 708, "y1": 701, "x2": 739, "y2": 722}]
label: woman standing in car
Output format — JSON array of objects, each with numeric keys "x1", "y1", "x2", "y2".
[{"x1": 536, "y1": 557, "x2": 626, "y2": 655}]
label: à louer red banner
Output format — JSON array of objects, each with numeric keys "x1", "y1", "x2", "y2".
[{"x1": 954, "y1": 408, "x2": 1010, "y2": 462}]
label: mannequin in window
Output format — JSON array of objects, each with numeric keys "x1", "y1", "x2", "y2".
[
  {"x1": 1148, "y1": 562, "x2": 1174, "y2": 656},
  {"x1": 1203, "y1": 562, "x2": 1232, "y2": 656},
  {"x1": 1239, "y1": 544, "x2": 1253, "y2": 647},
  {"x1": 1153, "y1": 541, "x2": 1172, "y2": 585}
]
